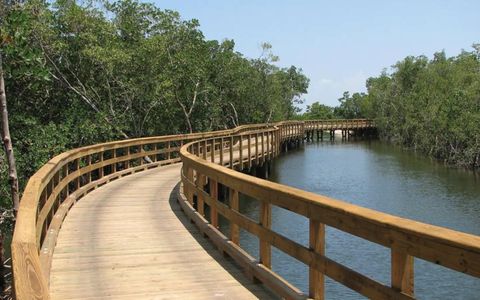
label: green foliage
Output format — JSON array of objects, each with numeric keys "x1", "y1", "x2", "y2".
[
  {"x1": 365, "y1": 49, "x2": 480, "y2": 169},
  {"x1": 334, "y1": 91, "x2": 368, "y2": 119},
  {"x1": 303, "y1": 102, "x2": 334, "y2": 120},
  {"x1": 0, "y1": 0, "x2": 309, "y2": 212}
]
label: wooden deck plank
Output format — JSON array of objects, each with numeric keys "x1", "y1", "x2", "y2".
[{"x1": 50, "y1": 163, "x2": 277, "y2": 300}]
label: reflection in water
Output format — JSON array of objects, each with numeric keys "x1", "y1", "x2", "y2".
[{"x1": 234, "y1": 140, "x2": 480, "y2": 299}]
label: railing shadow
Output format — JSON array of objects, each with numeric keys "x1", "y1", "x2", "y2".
[{"x1": 167, "y1": 182, "x2": 279, "y2": 299}]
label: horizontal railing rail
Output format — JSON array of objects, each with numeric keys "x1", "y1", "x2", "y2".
[
  {"x1": 180, "y1": 121, "x2": 480, "y2": 300},
  {"x1": 11, "y1": 122, "x2": 284, "y2": 299}
]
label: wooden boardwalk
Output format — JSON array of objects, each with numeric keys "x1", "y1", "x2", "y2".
[{"x1": 49, "y1": 163, "x2": 276, "y2": 299}]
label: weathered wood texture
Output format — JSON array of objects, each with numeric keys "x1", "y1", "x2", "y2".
[{"x1": 50, "y1": 164, "x2": 276, "y2": 299}]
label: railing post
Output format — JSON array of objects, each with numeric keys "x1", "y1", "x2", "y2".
[
  {"x1": 209, "y1": 178, "x2": 218, "y2": 227},
  {"x1": 126, "y1": 147, "x2": 130, "y2": 169},
  {"x1": 99, "y1": 152, "x2": 104, "y2": 178},
  {"x1": 186, "y1": 165, "x2": 194, "y2": 205},
  {"x1": 196, "y1": 172, "x2": 204, "y2": 216},
  {"x1": 87, "y1": 155, "x2": 92, "y2": 183},
  {"x1": 112, "y1": 149, "x2": 117, "y2": 173},
  {"x1": 203, "y1": 140, "x2": 208, "y2": 161},
  {"x1": 391, "y1": 249, "x2": 414, "y2": 296},
  {"x1": 239, "y1": 135, "x2": 243, "y2": 170},
  {"x1": 167, "y1": 141, "x2": 171, "y2": 160},
  {"x1": 261, "y1": 132, "x2": 265, "y2": 164},
  {"x1": 266, "y1": 131, "x2": 271, "y2": 161},
  {"x1": 220, "y1": 137, "x2": 224, "y2": 166},
  {"x1": 211, "y1": 138, "x2": 215, "y2": 163},
  {"x1": 229, "y1": 136, "x2": 234, "y2": 169},
  {"x1": 255, "y1": 133, "x2": 259, "y2": 165},
  {"x1": 248, "y1": 134, "x2": 252, "y2": 169},
  {"x1": 259, "y1": 201, "x2": 271, "y2": 268},
  {"x1": 74, "y1": 159, "x2": 80, "y2": 190},
  {"x1": 309, "y1": 219, "x2": 325, "y2": 300},
  {"x1": 230, "y1": 188, "x2": 239, "y2": 245}
]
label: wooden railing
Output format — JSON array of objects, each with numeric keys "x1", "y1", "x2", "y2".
[
  {"x1": 180, "y1": 121, "x2": 480, "y2": 300},
  {"x1": 304, "y1": 118, "x2": 374, "y2": 130},
  {"x1": 11, "y1": 122, "x2": 283, "y2": 299}
]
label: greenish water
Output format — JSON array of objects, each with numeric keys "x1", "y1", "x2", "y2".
[{"x1": 235, "y1": 139, "x2": 480, "y2": 299}]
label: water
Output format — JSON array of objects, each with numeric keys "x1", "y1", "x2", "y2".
[{"x1": 231, "y1": 139, "x2": 480, "y2": 299}]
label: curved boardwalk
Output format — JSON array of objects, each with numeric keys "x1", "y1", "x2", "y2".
[{"x1": 49, "y1": 163, "x2": 276, "y2": 299}]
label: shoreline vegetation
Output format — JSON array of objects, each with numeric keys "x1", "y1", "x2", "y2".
[{"x1": 302, "y1": 48, "x2": 480, "y2": 172}]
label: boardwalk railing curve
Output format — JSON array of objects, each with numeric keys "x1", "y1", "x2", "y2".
[
  {"x1": 179, "y1": 120, "x2": 480, "y2": 300},
  {"x1": 11, "y1": 122, "x2": 279, "y2": 299}
]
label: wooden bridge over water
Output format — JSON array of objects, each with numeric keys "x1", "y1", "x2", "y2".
[{"x1": 11, "y1": 119, "x2": 480, "y2": 299}]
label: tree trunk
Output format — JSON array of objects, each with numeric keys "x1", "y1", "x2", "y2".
[{"x1": 0, "y1": 54, "x2": 19, "y2": 214}]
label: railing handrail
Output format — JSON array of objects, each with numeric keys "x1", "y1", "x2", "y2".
[
  {"x1": 11, "y1": 119, "x2": 374, "y2": 299},
  {"x1": 179, "y1": 121, "x2": 480, "y2": 299}
]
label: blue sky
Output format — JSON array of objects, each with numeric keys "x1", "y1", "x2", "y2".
[{"x1": 152, "y1": 0, "x2": 479, "y2": 108}]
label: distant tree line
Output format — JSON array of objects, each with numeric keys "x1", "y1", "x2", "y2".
[{"x1": 303, "y1": 47, "x2": 480, "y2": 170}]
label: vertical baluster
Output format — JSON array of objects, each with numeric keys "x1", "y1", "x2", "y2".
[
  {"x1": 309, "y1": 219, "x2": 325, "y2": 299},
  {"x1": 209, "y1": 178, "x2": 218, "y2": 227},
  {"x1": 259, "y1": 201, "x2": 271, "y2": 268},
  {"x1": 391, "y1": 250, "x2": 414, "y2": 296},
  {"x1": 230, "y1": 188, "x2": 239, "y2": 245}
]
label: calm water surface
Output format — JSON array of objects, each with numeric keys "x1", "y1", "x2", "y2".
[{"x1": 227, "y1": 139, "x2": 480, "y2": 299}]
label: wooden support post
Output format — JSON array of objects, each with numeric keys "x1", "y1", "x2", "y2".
[
  {"x1": 309, "y1": 220, "x2": 325, "y2": 299},
  {"x1": 211, "y1": 139, "x2": 215, "y2": 163},
  {"x1": 261, "y1": 132, "x2": 265, "y2": 164},
  {"x1": 186, "y1": 166, "x2": 194, "y2": 205},
  {"x1": 99, "y1": 152, "x2": 104, "y2": 178},
  {"x1": 391, "y1": 249, "x2": 414, "y2": 296},
  {"x1": 220, "y1": 137, "x2": 224, "y2": 166},
  {"x1": 266, "y1": 131, "x2": 271, "y2": 161},
  {"x1": 229, "y1": 136, "x2": 234, "y2": 169},
  {"x1": 196, "y1": 173, "x2": 204, "y2": 216},
  {"x1": 166, "y1": 141, "x2": 171, "y2": 160},
  {"x1": 230, "y1": 188, "x2": 239, "y2": 245},
  {"x1": 209, "y1": 179, "x2": 218, "y2": 227},
  {"x1": 74, "y1": 159, "x2": 80, "y2": 190},
  {"x1": 203, "y1": 140, "x2": 208, "y2": 161},
  {"x1": 259, "y1": 201, "x2": 271, "y2": 268},
  {"x1": 248, "y1": 134, "x2": 252, "y2": 169},
  {"x1": 87, "y1": 155, "x2": 92, "y2": 183},
  {"x1": 126, "y1": 147, "x2": 130, "y2": 169},
  {"x1": 255, "y1": 133, "x2": 259, "y2": 166},
  {"x1": 112, "y1": 149, "x2": 117, "y2": 173},
  {"x1": 239, "y1": 135, "x2": 243, "y2": 170}
]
